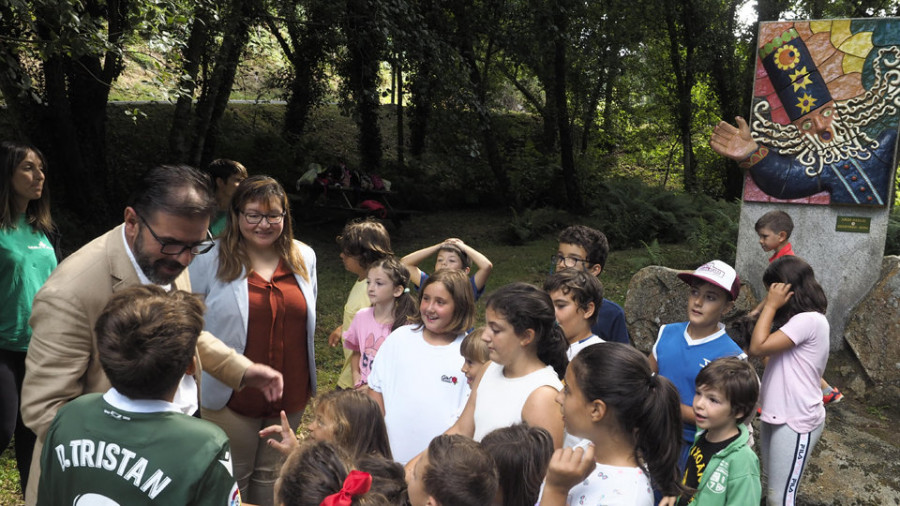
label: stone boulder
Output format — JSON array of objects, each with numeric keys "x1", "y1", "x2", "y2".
[
  {"x1": 624, "y1": 265, "x2": 758, "y2": 353},
  {"x1": 843, "y1": 256, "x2": 900, "y2": 404}
]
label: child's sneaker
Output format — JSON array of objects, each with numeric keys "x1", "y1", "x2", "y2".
[{"x1": 823, "y1": 387, "x2": 844, "y2": 405}]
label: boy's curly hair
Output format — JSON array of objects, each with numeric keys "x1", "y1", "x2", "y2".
[{"x1": 558, "y1": 225, "x2": 609, "y2": 270}]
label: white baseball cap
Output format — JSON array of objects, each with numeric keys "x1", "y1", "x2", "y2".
[{"x1": 677, "y1": 260, "x2": 740, "y2": 300}]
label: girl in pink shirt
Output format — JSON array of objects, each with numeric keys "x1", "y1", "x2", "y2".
[
  {"x1": 749, "y1": 256, "x2": 829, "y2": 506},
  {"x1": 344, "y1": 256, "x2": 418, "y2": 389}
]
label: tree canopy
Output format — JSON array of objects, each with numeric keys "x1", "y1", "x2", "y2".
[{"x1": 2, "y1": 0, "x2": 899, "y2": 228}]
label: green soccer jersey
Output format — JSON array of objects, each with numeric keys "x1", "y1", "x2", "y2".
[
  {"x1": 39, "y1": 392, "x2": 241, "y2": 506},
  {"x1": 0, "y1": 214, "x2": 56, "y2": 351}
]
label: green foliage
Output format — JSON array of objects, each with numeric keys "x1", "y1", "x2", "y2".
[
  {"x1": 686, "y1": 204, "x2": 739, "y2": 265},
  {"x1": 505, "y1": 207, "x2": 574, "y2": 244},
  {"x1": 885, "y1": 206, "x2": 900, "y2": 256},
  {"x1": 627, "y1": 238, "x2": 666, "y2": 272},
  {"x1": 501, "y1": 176, "x2": 740, "y2": 264}
]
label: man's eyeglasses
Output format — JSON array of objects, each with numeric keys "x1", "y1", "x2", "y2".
[
  {"x1": 136, "y1": 213, "x2": 215, "y2": 256},
  {"x1": 241, "y1": 211, "x2": 286, "y2": 225},
  {"x1": 550, "y1": 254, "x2": 590, "y2": 269}
]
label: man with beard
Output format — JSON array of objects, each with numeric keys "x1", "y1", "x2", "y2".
[
  {"x1": 710, "y1": 28, "x2": 900, "y2": 206},
  {"x1": 20, "y1": 164, "x2": 283, "y2": 505}
]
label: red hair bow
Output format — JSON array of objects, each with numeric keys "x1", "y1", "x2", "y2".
[{"x1": 320, "y1": 470, "x2": 372, "y2": 506}]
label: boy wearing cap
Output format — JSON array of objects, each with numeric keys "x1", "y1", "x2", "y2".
[{"x1": 649, "y1": 260, "x2": 746, "y2": 471}]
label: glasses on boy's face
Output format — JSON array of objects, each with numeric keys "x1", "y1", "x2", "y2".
[
  {"x1": 241, "y1": 211, "x2": 286, "y2": 225},
  {"x1": 136, "y1": 213, "x2": 215, "y2": 256},
  {"x1": 551, "y1": 254, "x2": 590, "y2": 269}
]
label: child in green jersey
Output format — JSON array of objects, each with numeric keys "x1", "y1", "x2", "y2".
[{"x1": 38, "y1": 286, "x2": 242, "y2": 506}]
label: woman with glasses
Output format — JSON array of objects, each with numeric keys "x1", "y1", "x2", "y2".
[
  {"x1": 190, "y1": 175, "x2": 317, "y2": 506},
  {"x1": 0, "y1": 141, "x2": 57, "y2": 494}
]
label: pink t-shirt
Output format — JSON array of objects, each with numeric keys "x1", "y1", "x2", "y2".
[
  {"x1": 343, "y1": 307, "x2": 393, "y2": 387},
  {"x1": 759, "y1": 311, "x2": 829, "y2": 433}
]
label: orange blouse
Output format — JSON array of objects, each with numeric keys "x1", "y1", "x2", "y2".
[{"x1": 227, "y1": 260, "x2": 310, "y2": 418}]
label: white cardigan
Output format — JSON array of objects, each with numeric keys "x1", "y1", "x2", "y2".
[{"x1": 189, "y1": 240, "x2": 317, "y2": 410}]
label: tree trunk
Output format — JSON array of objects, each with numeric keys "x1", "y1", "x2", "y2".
[
  {"x1": 344, "y1": 0, "x2": 384, "y2": 170},
  {"x1": 552, "y1": 6, "x2": 582, "y2": 212},
  {"x1": 201, "y1": 25, "x2": 251, "y2": 165},
  {"x1": 459, "y1": 41, "x2": 511, "y2": 205},
  {"x1": 580, "y1": 75, "x2": 604, "y2": 154},
  {"x1": 277, "y1": 0, "x2": 337, "y2": 140},
  {"x1": 169, "y1": 7, "x2": 211, "y2": 162},
  {"x1": 189, "y1": 0, "x2": 252, "y2": 166},
  {"x1": 706, "y1": 0, "x2": 745, "y2": 199},
  {"x1": 409, "y1": 74, "x2": 432, "y2": 157},
  {"x1": 664, "y1": 0, "x2": 698, "y2": 192},
  {"x1": 540, "y1": 74, "x2": 559, "y2": 154},
  {"x1": 396, "y1": 59, "x2": 405, "y2": 168},
  {"x1": 598, "y1": 65, "x2": 619, "y2": 151}
]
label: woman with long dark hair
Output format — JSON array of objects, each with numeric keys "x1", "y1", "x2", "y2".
[{"x1": 0, "y1": 141, "x2": 57, "y2": 493}]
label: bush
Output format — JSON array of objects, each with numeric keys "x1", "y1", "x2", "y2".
[
  {"x1": 506, "y1": 178, "x2": 740, "y2": 263},
  {"x1": 886, "y1": 206, "x2": 900, "y2": 256},
  {"x1": 504, "y1": 207, "x2": 574, "y2": 244}
]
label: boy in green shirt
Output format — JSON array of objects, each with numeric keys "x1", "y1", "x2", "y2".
[
  {"x1": 664, "y1": 357, "x2": 761, "y2": 506},
  {"x1": 38, "y1": 286, "x2": 241, "y2": 505}
]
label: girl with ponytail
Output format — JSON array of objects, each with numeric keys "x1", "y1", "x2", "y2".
[
  {"x1": 541, "y1": 342, "x2": 688, "y2": 506},
  {"x1": 444, "y1": 282, "x2": 568, "y2": 448}
]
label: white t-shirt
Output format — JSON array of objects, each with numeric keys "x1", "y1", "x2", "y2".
[
  {"x1": 472, "y1": 362, "x2": 562, "y2": 441},
  {"x1": 565, "y1": 461, "x2": 654, "y2": 506},
  {"x1": 566, "y1": 335, "x2": 604, "y2": 361},
  {"x1": 368, "y1": 324, "x2": 468, "y2": 463},
  {"x1": 760, "y1": 311, "x2": 829, "y2": 433}
]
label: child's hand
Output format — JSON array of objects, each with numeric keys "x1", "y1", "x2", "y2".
[
  {"x1": 259, "y1": 410, "x2": 298, "y2": 456},
  {"x1": 764, "y1": 282, "x2": 793, "y2": 311},
  {"x1": 443, "y1": 238, "x2": 464, "y2": 247},
  {"x1": 544, "y1": 445, "x2": 596, "y2": 494},
  {"x1": 328, "y1": 327, "x2": 342, "y2": 347},
  {"x1": 659, "y1": 496, "x2": 678, "y2": 506}
]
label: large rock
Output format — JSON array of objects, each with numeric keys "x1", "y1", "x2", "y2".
[
  {"x1": 624, "y1": 265, "x2": 758, "y2": 353},
  {"x1": 843, "y1": 256, "x2": 900, "y2": 404}
]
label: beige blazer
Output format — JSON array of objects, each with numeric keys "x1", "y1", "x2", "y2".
[{"x1": 21, "y1": 224, "x2": 252, "y2": 504}]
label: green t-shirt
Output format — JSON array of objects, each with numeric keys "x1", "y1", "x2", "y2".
[
  {"x1": 209, "y1": 212, "x2": 228, "y2": 238},
  {"x1": 39, "y1": 393, "x2": 241, "y2": 506},
  {"x1": 0, "y1": 214, "x2": 57, "y2": 351}
]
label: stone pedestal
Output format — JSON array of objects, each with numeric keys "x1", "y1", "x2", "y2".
[{"x1": 734, "y1": 201, "x2": 889, "y2": 349}]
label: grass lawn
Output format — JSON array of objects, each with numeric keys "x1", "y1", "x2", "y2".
[{"x1": 0, "y1": 209, "x2": 702, "y2": 504}]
